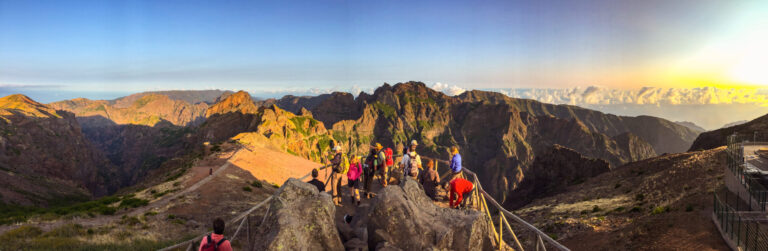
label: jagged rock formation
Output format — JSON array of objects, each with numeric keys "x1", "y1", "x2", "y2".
[
  {"x1": 253, "y1": 178, "x2": 344, "y2": 251},
  {"x1": 346, "y1": 178, "x2": 494, "y2": 250},
  {"x1": 689, "y1": 113, "x2": 768, "y2": 151},
  {"x1": 203, "y1": 91, "x2": 332, "y2": 162},
  {"x1": 504, "y1": 145, "x2": 611, "y2": 209},
  {"x1": 204, "y1": 91, "x2": 259, "y2": 117},
  {"x1": 0, "y1": 94, "x2": 117, "y2": 205}
]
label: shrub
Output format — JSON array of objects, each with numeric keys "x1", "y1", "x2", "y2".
[
  {"x1": 251, "y1": 180, "x2": 263, "y2": 188},
  {"x1": 592, "y1": 205, "x2": 602, "y2": 213},
  {"x1": 97, "y1": 206, "x2": 117, "y2": 215},
  {"x1": 686, "y1": 204, "x2": 694, "y2": 212},
  {"x1": 651, "y1": 206, "x2": 670, "y2": 215},
  {"x1": 242, "y1": 186, "x2": 252, "y2": 192},
  {"x1": 635, "y1": 193, "x2": 645, "y2": 201},
  {"x1": 614, "y1": 206, "x2": 625, "y2": 212},
  {"x1": 614, "y1": 183, "x2": 621, "y2": 189},
  {"x1": 630, "y1": 206, "x2": 642, "y2": 213},
  {"x1": 144, "y1": 211, "x2": 158, "y2": 217},
  {"x1": 167, "y1": 214, "x2": 176, "y2": 220},
  {"x1": 272, "y1": 183, "x2": 280, "y2": 188},
  {"x1": 118, "y1": 198, "x2": 149, "y2": 209}
]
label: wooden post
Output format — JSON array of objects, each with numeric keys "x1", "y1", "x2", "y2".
[
  {"x1": 499, "y1": 212, "x2": 503, "y2": 251},
  {"x1": 501, "y1": 213, "x2": 525, "y2": 251}
]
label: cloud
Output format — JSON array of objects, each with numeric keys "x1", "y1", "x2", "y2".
[
  {"x1": 430, "y1": 82, "x2": 467, "y2": 96},
  {"x1": 492, "y1": 86, "x2": 768, "y2": 106}
]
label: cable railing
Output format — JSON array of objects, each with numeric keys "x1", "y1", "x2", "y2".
[
  {"x1": 158, "y1": 148, "x2": 569, "y2": 251},
  {"x1": 713, "y1": 192, "x2": 768, "y2": 251}
]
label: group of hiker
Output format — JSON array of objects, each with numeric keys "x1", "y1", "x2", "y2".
[
  {"x1": 198, "y1": 140, "x2": 472, "y2": 251},
  {"x1": 307, "y1": 140, "x2": 474, "y2": 209}
]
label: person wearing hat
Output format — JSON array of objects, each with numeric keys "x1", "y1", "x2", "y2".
[
  {"x1": 347, "y1": 155, "x2": 363, "y2": 206},
  {"x1": 400, "y1": 140, "x2": 422, "y2": 180},
  {"x1": 373, "y1": 143, "x2": 389, "y2": 187},
  {"x1": 328, "y1": 145, "x2": 344, "y2": 206}
]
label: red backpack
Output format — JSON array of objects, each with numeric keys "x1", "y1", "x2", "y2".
[
  {"x1": 201, "y1": 234, "x2": 228, "y2": 251},
  {"x1": 385, "y1": 148, "x2": 394, "y2": 166}
]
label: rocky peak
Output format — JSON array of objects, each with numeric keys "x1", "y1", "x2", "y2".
[
  {"x1": 0, "y1": 94, "x2": 62, "y2": 118},
  {"x1": 205, "y1": 90, "x2": 258, "y2": 117}
]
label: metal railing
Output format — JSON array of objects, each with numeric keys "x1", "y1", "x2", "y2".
[
  {"x1": 713, "y1": 192, "x2": 768, "y2": 251},
  {"x1": 726, "y1": 134, "x2": 768, "y2": 211}
]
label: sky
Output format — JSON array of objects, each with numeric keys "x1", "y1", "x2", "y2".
[{"x1": 1, "y1": 0, "x2": 768, "y2": 97}]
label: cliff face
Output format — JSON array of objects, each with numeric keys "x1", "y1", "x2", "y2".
[
  {"x1": 689, "y1": 113, "x2": 768, "y2": 151},
  {"x1": 0, "y1": 95, "x2": 117, "y2": 206},
  {"x1": 201, "y1": 82, "x2": 683, "y2": 208}
]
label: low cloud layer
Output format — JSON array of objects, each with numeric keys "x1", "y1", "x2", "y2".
[{"x1": 493, "y1": 86, "x2": 768, "y2": 106}]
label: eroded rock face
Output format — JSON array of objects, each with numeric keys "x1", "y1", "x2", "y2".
[
  {"x1": 351, "y1": 178, "x2": 494, "y2": 251},
  {"x1": 254, "y1": 178, "x2": 344, "y2": 251}
]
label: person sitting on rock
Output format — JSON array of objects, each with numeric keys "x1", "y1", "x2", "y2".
[
  {"x1": 329, "y1": 146, "x2": 344, "y2": 206},
  {"x1": 419, "y1": 159, "x2": 440, "y2": 200},
  {"x1": 198, "y1": 218, "x2": 232, "y2": 251},
  {"x1": 347, "y1": 155, "x2": 363, "y2": 206},
  {"x1": 449, "y1": 177, "x2": 474, "y2": 209},
  {"x1": 307, "y1": 168, "x2": 325, "y2": 192},
  {"x1": 401, "y1": 140, "x2": 422, "y2": 180}
]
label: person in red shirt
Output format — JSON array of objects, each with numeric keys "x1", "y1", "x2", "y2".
[
  {"x1": 449, "y1": 177, "x2": 474, "y2": 209},
  {"x1": 198, "y1": 218, "x2": 233, "y2": 251}
]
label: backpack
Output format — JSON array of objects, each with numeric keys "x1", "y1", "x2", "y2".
[
  {"x1": 201, "y1": 234, "x2": 227, "y2": 251},
  {"x1": 365, "y1": 153, "x2": 375, "y2": 170},
  {"x1": 340, "y1": 154, "x2": 350, "y2": 175},
  {"x1": 385, "y1": 148, "x2": 394, "y2": 166},
  {"x1": 407, "y1": 153, "x2": 420, "y2": 177}
]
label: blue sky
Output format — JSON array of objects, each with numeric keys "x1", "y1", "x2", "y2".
[{"x1": 0, "y1": 0, "x2": 765, "y2": 101}]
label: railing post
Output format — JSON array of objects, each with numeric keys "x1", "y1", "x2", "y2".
[{"x1": 499, "y1": 212, "x2": 503, "y2": 251}]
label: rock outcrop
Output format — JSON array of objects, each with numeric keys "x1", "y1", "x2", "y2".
[
  {"x1": 689, "y1": 113, "x2": 768, "y2": 151},
  {"x1": 254, "y1": 178, "x2": 344, "y2": 251},
  {"x1": 347, "y1": 178, "x2": 494, "y2": 250}
]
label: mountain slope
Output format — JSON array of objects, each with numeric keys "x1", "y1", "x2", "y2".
[
  {"x1": 516, "y1": 147, "x2": 727, "y2": 250},
  {"x1": 689, "y1": 113, "x2": 768, "y2": 150},
  {"x1": 50, "y1": 94, "x2": 209, "y2": 127},
  {"x1": 0, "y1": 94, "x2": 117, "y2": 206}
]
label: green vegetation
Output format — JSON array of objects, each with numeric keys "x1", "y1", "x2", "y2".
[
  {"x1": 592, "y1": 205, "x2": 602, "y2": 213},
  {"x1": 685, "y1": 204, "x2": 694, "y2": 212},
  {"x1": 651, "y1": 206, "x2": 670, "y2": 215},
  {"x1": 118, "y1": 198, "x2": 149, "y2": 209},
  {"x1": 630, "y1": 206, "x2": 643, "y2": 213},
  {"x1": 373, "y1": 102, "x2": 397, "y2": 119},
  {"x1": 0, "y1": 195, "x2": 122, "y2": 225},
  {"x1": 634, "y1": 193, "x2": 645, "y2": 201},
  {"x1": 242, "y1": 186, "x2": 252, "y2": 192},
  {"x1": 119, "y1": 216, "x2": 141, "y2": 226},
  {"x1": 250, "y1": 180, "x2": 263, "y2": 188},
  {"x1": 613, "y1": 206, "x2": 625, "y2": 212}
]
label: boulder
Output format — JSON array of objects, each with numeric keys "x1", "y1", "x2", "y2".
[
  {"x1": 354, "y1": 178, "x2": 494, "y2": 251},
  {"x1": 253, "y1": 178, "x2": 344, "y2": 251}
]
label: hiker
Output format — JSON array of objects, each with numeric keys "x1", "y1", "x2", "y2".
[
  {"x1": 347, "y1": 155, "x2": 362, "y2": 205},
  {"x1": 329, "y1": 145, "x2": 345, "y2": 206},
  {"x1": 198, "y1": 218, "x2": 232, "y2": 251},
  {"x1": 401, "y1": 140, "x2": 422, "y2": 180},
  {"x1": 443, "y1": 146, "x2": 464, "y2": 187},
  {"x1": 363, "y1": 147, "x2": 376, "y2": 198},
  {"x1": 373, "y1": 143, "x2": 388, "y2": 187},
  {"x1": 307, "y1": 168, "x2": 325, "y2": 192},
  {"x1": 419, "y1": 159, "x2": 440, "y2": 200},
  {"x1": 449, "y1": 177, "x2": 474, "y2": 209}
]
